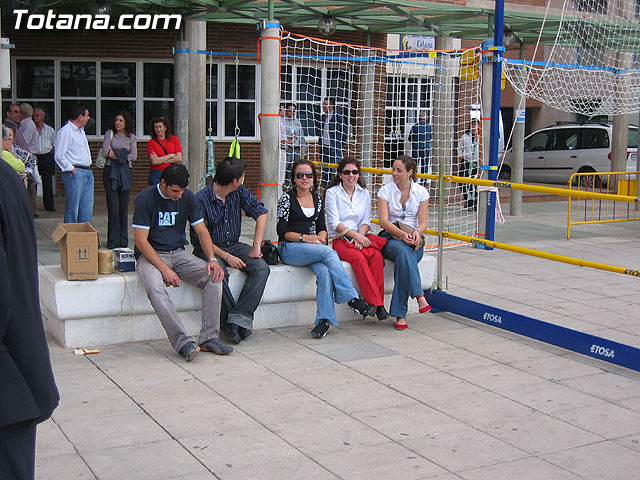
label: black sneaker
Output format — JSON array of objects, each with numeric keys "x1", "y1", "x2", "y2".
[
  {"x1": 179, "y1": 341, "x2": 199, "y2": 362},
  {"x1": 311, "y1": 319, "x2": 330, "y2": 339},
  {"x1": 228, "y1": 324, "x2": 242, "y2": 344},
  {"x1": 376, "y1": 306, "x2": 389, "y2": 321},
  {"x1": 199, "y1": 338, "x2": 234, "y2": 355},
  {"x1": 239, "y1": 327, "x2": 252, "y2": 340},
  {"x1": 348, "y1": 296, "x2": 376, "y2": 317}
]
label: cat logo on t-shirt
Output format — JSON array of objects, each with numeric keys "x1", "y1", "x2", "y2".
[{"x1": 158, "y1": 211, "x2": 178, "y2": 226}]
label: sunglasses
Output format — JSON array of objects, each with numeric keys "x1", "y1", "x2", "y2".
[
  {"x1": 341, "y1": 169, "x2": 359, "y2": 176},
  {"x1": 295, "y1": 171, "x2": 313, "y2": 179}
]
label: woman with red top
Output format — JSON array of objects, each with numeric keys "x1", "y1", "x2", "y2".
[{"x1": 146, "y1": 116, "x2": 182, "y2": 186}]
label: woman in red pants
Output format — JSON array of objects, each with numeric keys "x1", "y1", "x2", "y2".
[{"x1": 325, "y1": 157, "x2": 389, "y2": 320}]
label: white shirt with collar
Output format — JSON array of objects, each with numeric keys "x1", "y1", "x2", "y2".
[
  {"x1": 54, "y1": 120, "x2": 91, "y2": 172},
  {"x1": 377, "y1": 180, "x2": 429, "y2": 230},
  {"x1": 325, "y1": 182, "x2": 371, "y2": 239},
  {"x1": 36, "y1": 123, "x2": 56, "y2": 155}
]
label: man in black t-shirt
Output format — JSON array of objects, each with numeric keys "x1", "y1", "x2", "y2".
[{"x1": 133, "y1": 164, "x2": 233, "y2": 361}]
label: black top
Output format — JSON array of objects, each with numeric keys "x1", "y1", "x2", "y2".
[
  {"x1": 0, "y1": 159, "x2": 59, "y2": 428},
  {"x1": 276, "y1": 191, "x2": 326, "y2": 242},
  {"x1": 132, "y1": 184, "x2": 204, "y2": 258}
]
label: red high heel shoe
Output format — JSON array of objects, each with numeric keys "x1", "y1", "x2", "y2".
[
  {"x1": 395, "y1": 322, "x2": 408, "y2": 330},
  {"x1": 417, "y1": 294, "x2": 431, "y2": 313}
]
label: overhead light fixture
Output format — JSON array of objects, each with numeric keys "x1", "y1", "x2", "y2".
[
  {"x1": 318, "y1": 15, "x2": 337, "y2": 36},
  {"x1": 503, "y1": 31, "x2": 520, "y2": 48}
]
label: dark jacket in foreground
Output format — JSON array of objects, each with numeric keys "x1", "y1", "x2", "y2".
[{"x1": 0, "y1": 159, "x2": 59, "y2": 428}]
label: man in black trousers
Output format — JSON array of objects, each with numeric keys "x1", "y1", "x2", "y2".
[{"x1": 0, "y1": 159, "x2": 59, "y2": 479}]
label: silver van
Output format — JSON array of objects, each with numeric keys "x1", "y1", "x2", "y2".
[{"x1": 499, "y1": 122, "x2": 638, "y2": 187}]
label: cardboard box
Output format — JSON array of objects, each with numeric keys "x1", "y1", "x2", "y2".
[
  {"x1": 52, "y1": 223, "x2": 99, "y2": 280},
  {"x1": 113, "y1": 247, "x2": 136, "y2": 272}
]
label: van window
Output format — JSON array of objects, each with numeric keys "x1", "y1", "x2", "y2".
[
  {"x1": 524, "y1": 131, "x2": 551, "y2": 152},
  {"x1": 551, "y1": 129, "x2": 579, "y2": 150},
  {"x1": 628, "y1": 128, "x2": 638, "y2": 149},
  {"x1": 582, "y1": 128, "x2": 609, "y2": 149}
]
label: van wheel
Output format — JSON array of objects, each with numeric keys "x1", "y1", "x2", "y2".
[
  {"x1": 575, "y1": 169, "x2": 601, "y2": 189},
  {"x1": 498, "y1": 165, "x2": 511, "y2": 181}
]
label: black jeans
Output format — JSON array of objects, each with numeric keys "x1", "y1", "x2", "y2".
[
  {"x1": 461, "y1": 160, "x2": 478, "y2": 208},
  {"x1": 37, "y1": 151, "x2": 56, "y2": 211},
  {"x1": 102, "y1": 165, "x2": 131, "y2": 249}
]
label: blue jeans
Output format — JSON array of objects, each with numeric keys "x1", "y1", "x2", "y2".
[
  {"x1": 380, "y1": 232, "x2": 424, "y2": 318},
  {"x1": 279, "y1": 241, "x2": 358, "y2": 326},
  {"x1": 148, "y1": 169, "x2": 163, "y2": 186},
  {"x1": 61, "y1": 168, "x2": 94, "y2": 223}
]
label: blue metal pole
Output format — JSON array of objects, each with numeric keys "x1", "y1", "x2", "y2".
[{"x1": 485, "y1": 0, "x2": 505, "y2": 243}]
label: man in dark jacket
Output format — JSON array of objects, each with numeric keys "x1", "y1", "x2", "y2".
[
  {"x1": 318, "y1": 97, "x2": 348, "y2": 190},
  {"x1": 0, "y1": 159, "x2": 59, "y2": 479}
]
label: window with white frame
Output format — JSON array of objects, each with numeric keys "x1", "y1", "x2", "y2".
[
  {"x1": 4, "y1": 58, "x2": 173, "y2": 137},
  {"x1": 5, "y1": 58, "x2": 260, "y2": 140},
  {"x1": 384, "y1": 75, "x2": 432, "y2": 163},
  {"x1": 280, "y1": 65, "x2": 352, "y2": 139},
  {"x1": 204, "y1": 61, "x2": 259, "y2": 139}
]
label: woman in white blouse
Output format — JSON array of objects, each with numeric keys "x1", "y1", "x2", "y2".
[
  {"x1": 325, "y1": 158, "x2": 389, "y2": 321},
  {"x1": 377, "y1": 155, "x2": 431, "y2": 330}
]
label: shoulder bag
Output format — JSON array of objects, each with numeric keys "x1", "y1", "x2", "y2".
[
  {"x1": 391, "y1": 221, "x2": 425, "y2": 251},
  {"x1": 95, "y1": 130, "x2": 113, "y2": 168}
]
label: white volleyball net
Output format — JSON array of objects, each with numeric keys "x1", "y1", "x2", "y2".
[
  {"x1": 280, "y1": 31, "x2": 485, "y2": 249},
  {"x1": 504, "y1": 0, "x2": 640, "y2": 116}
]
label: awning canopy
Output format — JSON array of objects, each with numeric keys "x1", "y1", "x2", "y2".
[{"x1": 109, "y1": 0, "x2": 563, "y2": 45}]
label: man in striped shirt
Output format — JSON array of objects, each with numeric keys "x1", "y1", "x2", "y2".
[{"x1": 193, "y1": 157, "x2": 270, "y2": 344}]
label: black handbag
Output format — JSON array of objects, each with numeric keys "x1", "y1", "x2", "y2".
[{"x1": 261, "y1": 240, "x2": 280, "y2": 265}]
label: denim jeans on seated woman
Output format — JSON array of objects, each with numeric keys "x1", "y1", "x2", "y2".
[
  {"x1": 279, "y1": 241, "x2": 358, "y2": 326},
  {"x1": 379, "y1": 231, "x2": 424, "y2": 319}
]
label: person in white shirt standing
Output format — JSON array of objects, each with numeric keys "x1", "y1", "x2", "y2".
[
  {"x1": 33, "y1": 108, "x2": 56, "y2": 212},
  {"x1": 54, "y1": 104, "x2": 94, "y2": 223},
  {"x1": 457, "y1": 119, "x2": 479, "y2": 210}
]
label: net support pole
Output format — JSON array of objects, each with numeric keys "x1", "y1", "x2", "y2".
[
  {"x1": 174, "y1": 39, "x2": 189, "y2": 169},
  {"x1": 186, "y1": 20, "x2": 206, "y2": 193},
  {"x1": 361, "y1": 50, "x2": 375, "y2": 178},
  {"x1": 485, "y1": 0, "x2": 505, "y2": 244},
  {"x1": 479, "y1": 41, "x2": 493, "y2": 241},
  {"x1": 510, "y1": 43, "x2": 525, "y2": 216},
  {"x1": 259, "y1": 20, "x2": 281, "y2": 242},
  {"x1": 434, "y1": 36, "x2": 457, "y2": 289}
]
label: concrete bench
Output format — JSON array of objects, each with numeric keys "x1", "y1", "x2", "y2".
[{"x1": 39, "y1": 256, "x2": 437, "y2": 348}]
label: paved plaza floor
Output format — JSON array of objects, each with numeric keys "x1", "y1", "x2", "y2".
[{"x1": 34, "y1": 197, "x2": 640, "y2": 479}]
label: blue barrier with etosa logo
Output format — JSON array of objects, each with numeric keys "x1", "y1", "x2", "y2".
[{"x1": 426, "y1": 289, "x2": 640, "y2": 372}]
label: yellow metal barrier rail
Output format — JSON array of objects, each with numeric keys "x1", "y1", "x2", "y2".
[
  {"x1": 311, "y1": 160, "x2": 640, "y2": 204},
  {"x1": 423, "y1": 228, "x2": 640, "y2": 278},
  {"x1": 319, "y1": 160, "x2": 640, "y2": 279},
  {"x1": 567, "y1": 171, "x2": 640, "y2": 240}
]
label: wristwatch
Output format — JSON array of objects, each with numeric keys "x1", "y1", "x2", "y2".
[
  {"x1": 208, "y1": 257, "x2": 216, "y2": 262},
  {"x1": 299, "y1": 233, "x2": 304, "y2": 242}
]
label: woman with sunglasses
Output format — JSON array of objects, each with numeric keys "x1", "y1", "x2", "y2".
[
  {"x1": 325, "y1": 158, "x2": 389, "y2": 321},
  {"x1": 277, "y1": 159, "x2": 375, "y2": 339},
  {"x1": 377, "y1": 155, "x2": 431, "y2": 330},
  {"x1": 147, "y1": 116, "x2": 182, "y2": 186}
]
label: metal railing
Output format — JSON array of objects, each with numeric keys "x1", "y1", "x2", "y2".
[{"x1": 567, "y1": 171, "x2": 640, "y2": 240}]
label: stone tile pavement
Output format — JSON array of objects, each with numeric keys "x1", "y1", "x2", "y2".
[{"x1": 35, "y1": 199, "x2": 640, "y2": 479}]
